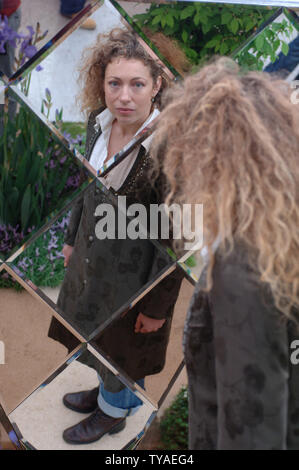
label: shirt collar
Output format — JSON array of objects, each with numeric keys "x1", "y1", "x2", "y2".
[
  {"x1": 93, "y1": 107, "x2": 160, "y2": 152},
  {"x1": 94, "y1": 107, "x2": 114, "y2": 134}
]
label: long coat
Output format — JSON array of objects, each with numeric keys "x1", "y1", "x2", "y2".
[
  {"x1": 184, "y1": 244, "x2": 299, "y2": 450},
  {"x1": 48, "y1": 109, "x2": 183, "y2": 384}
]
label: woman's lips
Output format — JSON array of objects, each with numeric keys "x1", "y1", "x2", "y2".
[{"x1": 117, "y1": 108, "x2": 135, "y2": 114}]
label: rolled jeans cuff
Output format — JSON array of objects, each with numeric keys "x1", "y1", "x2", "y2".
[{"x1": 97, "y1": 374, "x2": 144, "y2": 418}]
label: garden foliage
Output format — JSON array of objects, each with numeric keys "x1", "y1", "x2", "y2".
[
  {"x1": 134, "y1": 3, "x2": 292, "y2": 69},
  {"x1": 160, "y1": 387, "x2": 189, "y2": 450}
]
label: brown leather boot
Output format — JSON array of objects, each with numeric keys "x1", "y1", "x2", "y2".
[
  {"x1": 63, "y1": 387, "x2": 99, "y2": 413},
  {"x1": 63, "y1": 407, "x2": 126, "y2": 444}
]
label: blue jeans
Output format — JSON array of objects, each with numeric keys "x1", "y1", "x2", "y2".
[
  {"x1": 60, "y1": 0, "x2": 86, "y2": 16},
  {"x1": 97, "y1": 375, "x2": 145, "y2": 418}
]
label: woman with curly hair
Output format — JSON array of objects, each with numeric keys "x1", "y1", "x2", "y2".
[
  {"x1": 48, "y1": 27, "x2": 188, "y2": 445},
  {"x1": 151, "y1": 57, "x2": 299, "y2": 449}
]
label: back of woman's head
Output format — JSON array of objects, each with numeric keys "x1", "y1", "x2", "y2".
[{"x1": 152, "y1": 56, "x2": 299, "y2": 318}]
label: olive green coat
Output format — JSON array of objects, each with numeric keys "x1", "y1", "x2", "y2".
[{"x1": 48, "y1": 109, "x2": 183, "y2": 383}]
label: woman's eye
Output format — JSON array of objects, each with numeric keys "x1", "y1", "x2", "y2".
[
  {"x1": 109, "y1": 81, "x2": 119, "y2": 87},
  {"x1": 134, "y1": 82, "x2": 144, "y2": 88}
]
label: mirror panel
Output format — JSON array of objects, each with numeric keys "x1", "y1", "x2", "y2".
[
  {"x1": 8, "y1": 185, "x2": 176, "y2": 341},
  {"x1": 3, "y1": 0, "x2": 298, "y2": 450},
  {"x1": 9, "y1": 348, "x2": 156, "y2": 450},
  {"x1": 16, "y1": 0, "x2": 177, "y2": 128},
  {"x1": 0, "y1": 267, "x2": 83, "y2": 413},
  {"x1": 90, "y1": 272, "x2": 194, "y2": 404},
  {"x1": 0, "y1": 402, "x2": 25, "y2": 450},
  {"x1": 0, "y1": 88, "x2": 95, "y2": 261},
  {"x1": 1, "y1": 1, "x2": 102, "y2": 80},
  {"x1": 234, "y1": 6, "x2": 299, "y2": 72}
]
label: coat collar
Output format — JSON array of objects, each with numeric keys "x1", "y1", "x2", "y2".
[{"x1": 93, "y1": 107, "x2": 160, "y2": 154}]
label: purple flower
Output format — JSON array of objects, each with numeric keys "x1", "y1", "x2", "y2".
[
  {"x1": 0, "y1": 15, "x2": 22, "y2": 51},
  {"x1": 63, "y1": 131, "x2": 72, "y2": 141},
  {"x1": 35, "y1": 64, "x2": 43, "y2": 72},
  {"x1": 26, "y1": 25, "x2": 35, "y2": 38},
  {"x1": 17, "y1": 259, "x2": 29, "y2": 271},
  {"x1": 0, "y1": 224, "x2": 24, "y2": 254},
  {"x1": 47, "y1": 237, "x2": 58, "y2": 251},
  {"x1": 23, "y1": 44, "x2": 37, "y2": 59},
  {"x1": 48, "y1": 253, "x2": 57, "y2": 262},
  {"x1": 66, "y1": 174, "x2": 80, "y2": 189},
  {"x1": 45, "y1": 88, "x2": 51, "y2": 102}
]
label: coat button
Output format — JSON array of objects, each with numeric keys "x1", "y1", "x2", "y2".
[
  {"x1": 89, "y1": 235, "x2": 94, "y2": 242},
  {"x1": 83, "y1": 279, "x2": 87, "y2": 285},
  {"x1": 85, "y1": 258, "x2": 90, "y2": 263}
]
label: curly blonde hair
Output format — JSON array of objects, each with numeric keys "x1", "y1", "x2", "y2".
[
  {"x1": 77, "y1": 27, "x2": 189, "y2": 118},
  {"x1": 152, "y1": 57, "x2": 299, "y2": 319}
]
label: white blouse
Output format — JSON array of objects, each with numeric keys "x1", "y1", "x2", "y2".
[{"x1": 89, "y1": 107, "x2": 160, "y2": 191}]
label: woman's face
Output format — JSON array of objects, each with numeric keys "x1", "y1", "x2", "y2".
[{"x1": 104, "y1": 57, "x2": 161, "y2": 129}]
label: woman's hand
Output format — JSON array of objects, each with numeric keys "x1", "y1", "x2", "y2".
[
  {"x1": 134, "y1": 313, "x2": 166, "y2": 334},
  {"x1": 62, "y1": 244, "x2": 74, "y2": 267}
]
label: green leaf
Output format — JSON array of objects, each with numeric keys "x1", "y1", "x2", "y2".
[
  {"x1": 230, "y1": 18, "x2": 239, "y2": 34},
  {"x1": 150, "y1": 8, "x2": 163, "y2": 16},
  {"x1": 205, "y1": 37, "x2": 219, "y2": 49},
  {"x1": 166, "y1": 14, "x2": 174, "y2": 28},
  {"x1": 202, "y1": 22, "x2": 213, "y2": 34},
  {"x1": 182, "y1": 30, "x2": 188, "y2": 44},
  {"x1": 221, "y1": 12, "x2": 233, "y2": 25},
  {"x1": 273, "y1": 39, "x2": 281, "y2": 52},
  {"x1": 281, "y1": 42, "x2": 289, "y2": 56},
  {"x1": 21, "y1": 184, "x2": 32, "y2": 230},
  {"x1": 180, "y1": 5, "x2": 195, "y2": 20},
  {"x1": 152, "y1": 15, "x2": 161, "y2": 26},
  {"x1": 220, "y1": 42, "x2": 229, "y2": 55},
  {"x1": 8, "y1": 187, "x2": 19, "y2": 211},
  {"x1": 255, "y1": 35, "x2": 265, "y2": 52},
  {"x1": 245, "y1": 19, "x2": 255, "y2": 32},
  {"x1": 194, "y1": 12, "x2": 200, "y2": 27}
]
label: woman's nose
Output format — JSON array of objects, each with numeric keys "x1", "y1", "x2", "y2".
[{"x1": 119, "y1": 86, "x2": 131, "y2": 102}]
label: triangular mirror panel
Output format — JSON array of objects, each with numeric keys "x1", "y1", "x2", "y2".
[
  {"x1": 9, "y1": 346, "x2": 156, "y2": 450},
  {"x1": 0, "y1": 89, "x2": 95, "y2": 261},
  {"x1": 0, "y1": 267, "x2": 83, "y2": 413}
]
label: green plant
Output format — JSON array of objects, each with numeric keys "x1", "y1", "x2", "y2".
[
  {"x1": 0, "y1": 272, "x2": 23, "y2": 291},
  {"x1": 159, "y1": 386, "x2": 188, "y2": 450},
  {"x1": 235, "y1": 19, "x2": 293, "y2": 70},
  {"x1": 0, "y1": 103, "x2": 82, "y2": 235},
  {"x1": 134, "y1": 3, "x2": 277, "y2": 65},
  {"x1": 15, "y1": 213, "x2": 69, "y2": 288}
]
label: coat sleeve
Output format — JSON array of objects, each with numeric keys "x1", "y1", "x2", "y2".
[
  {"x1": 210, "y1": 252, "x2": 289, "y2": 449},
  {"x1": 133, "y1": 163, "x2": 184, "y2": 320},
  {"x1": 64, "y1": 110, "x2": 99, "y2": 246},
  {"x1": 136, "y1": 259, "x2": 184, "y2": 320}
]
